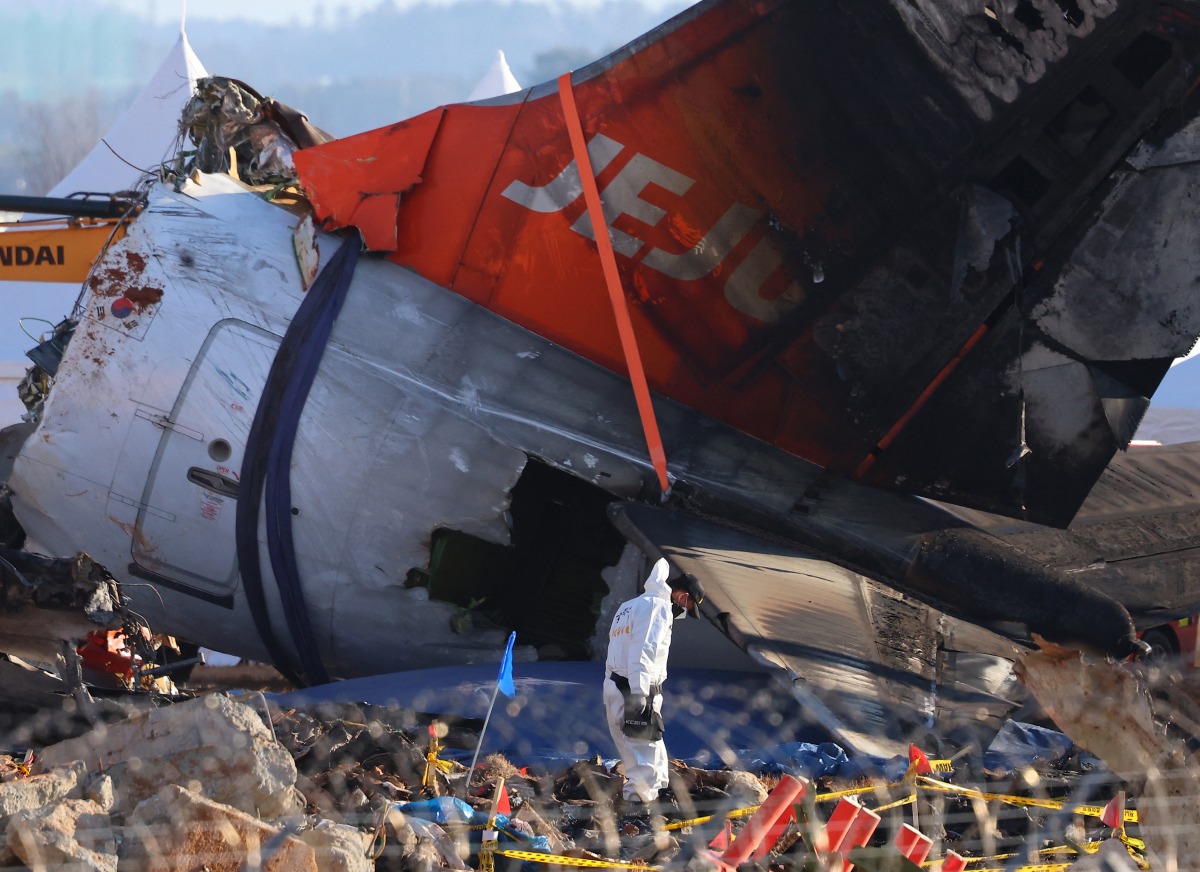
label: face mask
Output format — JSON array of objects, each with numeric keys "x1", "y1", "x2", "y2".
[{"x1": 671, "y1": 604, "x2": 686, "y2": 619}]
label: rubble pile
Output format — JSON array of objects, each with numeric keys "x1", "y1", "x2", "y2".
[
  {"x1": 272, "y1": 703, "x2": 435, "y2": 813},
  {"x1": 0, "y1": 678, "x2": 1171, "y2": 872},
  {"x1": 0, "y1": 694, "x2": 370, "y2": 871},
  {"x1": 4, "y1": 641, "x2": 1200, "y2": 870},
  {"x1": 0, "y1": 694, "x2": 737, "y2": 868}
]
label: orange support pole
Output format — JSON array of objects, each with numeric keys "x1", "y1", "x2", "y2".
[
  {"x1": 894, "y1": 824, "x2": 933, "y2": 865},
  {"x1": 821, "y1": 797, "x2": 880, "y2": 872},
  {"x1": 821, "y1": 797, "x2": 862, "y2": 853},
  {"x1": 557, "y1": 73, "x2": 671, "y2": 496},
  {"x1": 721, "y1": 773, "x2": 808, "y2": 866},
  {"x1": 750, "y1": 805, "x2": 797, "y2": 861},
  {"x1": 854, "y1": 324, "x2": 988, "y2": 480}
]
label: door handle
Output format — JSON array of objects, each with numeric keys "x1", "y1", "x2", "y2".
[{"x1": 187, "y1": 467, "x2": 240, "y2": 498}]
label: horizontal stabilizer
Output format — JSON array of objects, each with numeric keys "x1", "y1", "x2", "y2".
[{"x1": 940, "y1": 440, "x2": 1200, "y2": 625}]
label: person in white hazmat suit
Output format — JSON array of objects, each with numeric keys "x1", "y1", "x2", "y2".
[{"x1": 604, "y1": 557, "x2": 704, "y2": 808}]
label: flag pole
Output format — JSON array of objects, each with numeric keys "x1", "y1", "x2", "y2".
[
  {"x1": 465, "y1": 682, "x2": 502, "y2": 795},
  {"x1": 463, "y1": 631, "x2": 517, "y2": 797}
]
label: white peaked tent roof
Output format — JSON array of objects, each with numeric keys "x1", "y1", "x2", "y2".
[
  {"x1": 50, "y1": 31, "x2": 208, "y2": 198},
  {"x1": 0, "y1": 31, "x2": 208, "y2": 427},
  {"x1": 467, "y1": 50, "x2": 522, "y2": 102}
]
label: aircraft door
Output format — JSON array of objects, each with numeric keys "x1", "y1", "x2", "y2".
[{"x1": 132, "y1": 320, "x2": 279, "y2": 595}]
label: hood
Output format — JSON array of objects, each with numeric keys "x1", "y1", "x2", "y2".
[{"x1": 643, "y1": 557, "x2": 672, "y2": 601}]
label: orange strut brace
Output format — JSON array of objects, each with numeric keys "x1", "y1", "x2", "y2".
[
  {"x1": 853, "y1": 323, "x2": 989, "y2": 480},
  {"x1": 557, "y1": 73, "x2": 671, "y2": 495}
]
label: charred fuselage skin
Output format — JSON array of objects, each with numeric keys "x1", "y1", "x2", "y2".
[{"x1": 297, "y1": 0, "x2": 1200, "y2": 530}]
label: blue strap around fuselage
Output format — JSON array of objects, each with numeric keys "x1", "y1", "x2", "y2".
[{"x1": 236, "y1": 233, "x2": 361, "y2": 686}]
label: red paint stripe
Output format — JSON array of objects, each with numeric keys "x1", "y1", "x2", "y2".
[
  {"x1": 558, "y1": 73, "x2": 671, "y2": 495},
  {"x1": 854, "y1": 323, "x2": 989, "y2": 480}
]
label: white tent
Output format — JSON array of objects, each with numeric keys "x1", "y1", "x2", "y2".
[
  {"x1": 48, "y1": 32, "x2": 207, "y2": 201},
  {"x1": 467, "y1": 50, "x2": 522, "y2": 102},
  {"x1": 0, "y1": 32, "x2": 208, "y2": 425}
]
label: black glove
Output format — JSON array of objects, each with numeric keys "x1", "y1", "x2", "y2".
[{"x1": 622, "y1": 693, "x2": 663, "y2": 740}]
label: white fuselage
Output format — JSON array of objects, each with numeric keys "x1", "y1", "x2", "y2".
[{"x1": 7, "y1": 173, "x2": 819, "y2": 677}]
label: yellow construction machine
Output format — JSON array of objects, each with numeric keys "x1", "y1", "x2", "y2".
[{"x1": 0, "y1": 193, "x2": 141, "y2": 283}]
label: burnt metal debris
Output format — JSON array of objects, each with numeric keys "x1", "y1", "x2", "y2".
[
  {"x1": 0, "y1": 550, "x2": 122, "y2": 669},
  {"x1": 178, "y1": 77, "x2": 333, "y2": 186},
  {"x1": 0, "y1": 645, "x2": 1194, "y2": 871}
]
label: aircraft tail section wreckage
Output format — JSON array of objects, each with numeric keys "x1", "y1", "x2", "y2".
[{"x1": 6, "y1": 0, "x2": 1200, "y2": 752}]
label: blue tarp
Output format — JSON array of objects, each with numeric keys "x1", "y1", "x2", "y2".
[
  {"x1": 272, "y1": 662, "x2": 921, "y2": 780},
  {"x1": 273, "y1": 661, "x2": 830, "y2": 766},
  {"x1": 983, "y1": 720, "x2": 1095, "y2": 774},
  {"x1": 396, "y1": 796, "x2": 479, "y2": 825},
  {"x1": 728, "y1": 741, "x2": 911, "y2": 782},
  {"x1": 397, "y1": 798, "x2": 552, "y2": 853}
]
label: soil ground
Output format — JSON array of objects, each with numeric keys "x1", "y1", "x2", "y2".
[{"x1": 182, "y1": 662, "x2": 295, "y2": 694}]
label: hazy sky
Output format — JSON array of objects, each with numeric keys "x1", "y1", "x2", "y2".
[
  {"x1": 106, "y1": 1, "x2": 416, "y2": 27},
  {"x1": 106, "y1": 0, "x2": 650, "y2": 27}
]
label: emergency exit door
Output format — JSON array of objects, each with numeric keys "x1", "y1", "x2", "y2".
[{"x1": 132, "y1": 320, "x2": 279, "y2": 593}]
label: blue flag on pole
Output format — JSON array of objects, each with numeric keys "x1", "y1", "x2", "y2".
[{"x1": 497, "y1": 631, "x2": 516, "y2": 697}]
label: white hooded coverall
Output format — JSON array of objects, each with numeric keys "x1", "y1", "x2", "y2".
[{"x1": 604, "y1": 558, "x2": 676, "y2": 802}]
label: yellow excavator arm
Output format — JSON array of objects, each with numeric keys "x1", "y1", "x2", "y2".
[
  {"x1": 0, "y1": 223, "x2": 127, "y2": 283},
  {"x1": 0, "y1": 194, "x2": 139, "y2": 283}
]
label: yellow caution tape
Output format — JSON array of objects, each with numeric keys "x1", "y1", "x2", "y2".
[
  {"x1": 956, "y1": 865, "x2": 1072, "y2": 872},
  {"x1": 940, "y1": 856, "x2": 1145, "y2": 872},
  {"x1": 1072, "y1": 805, "x2": 1139, "y2": 824},
  {"x1": 492, "y1": 849, "x2": 659, "y2": 869},
  {"x1": 947, "y1": 848, "x2": 1067, "y2": 864},
  {"x1": 949, "y1": 841, "x2": 1109, "y2": 862},
  {"x1": 966, "y1": 851, "x2": 1147, "y2": 872},
  {"x1": 666, "y1": 778, "x2": 982, "y2": 831},
  {"x1": 1120, "y1": 833, "x2": 1146, "y2": 852},
  {"x1": 665, "y1": 776, "x2": 1140, "y2": 839},
  {"x1": 666, "y1": 778, "x2": 931, "y2": 832},
  {"x1": 817, "y1": 784, "x2": 889, "y2": 802},
  {"x1": 872, "y1": 793, "x2": 916, "y2": 813},
  {"x1": 663, "y1": 802, "x2": 766, "y2": 831},
  {"x1": 668, "y1": 780, "x2": 907, "y2": 829},
  {"x1": 931, "y1": 759, "x2": 954, "y2": 773},
  {"x1": 915, "y1": 777, "x2": 1139, "y2": 823}
]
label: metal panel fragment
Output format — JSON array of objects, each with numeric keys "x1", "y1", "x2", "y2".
[{"x1": 610, "y1": 503, "x2": 1023, "y2": 758}]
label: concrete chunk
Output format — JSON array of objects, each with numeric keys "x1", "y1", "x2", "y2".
[
  {"x1": 0, "y1": 761, "x2": 86, "y2": 820},
  {"x1": 86, "y1": 772, "x2": 114, "y2": 812},
  {"x1": 722, "y1": 771, "x2": 769, "y2": 806},
  {"x1": 6, "y1": 797, "x2": 116, "y2": 872},
  {"x1": 38, "y1": 693, "x2": 300, "y2": 819},
  {"x1": 298, "y1": 819, "x2": 374, "y2": 872},
  {"x1": 123, "y1": 784, "x2": 317, "y2": 872}
]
